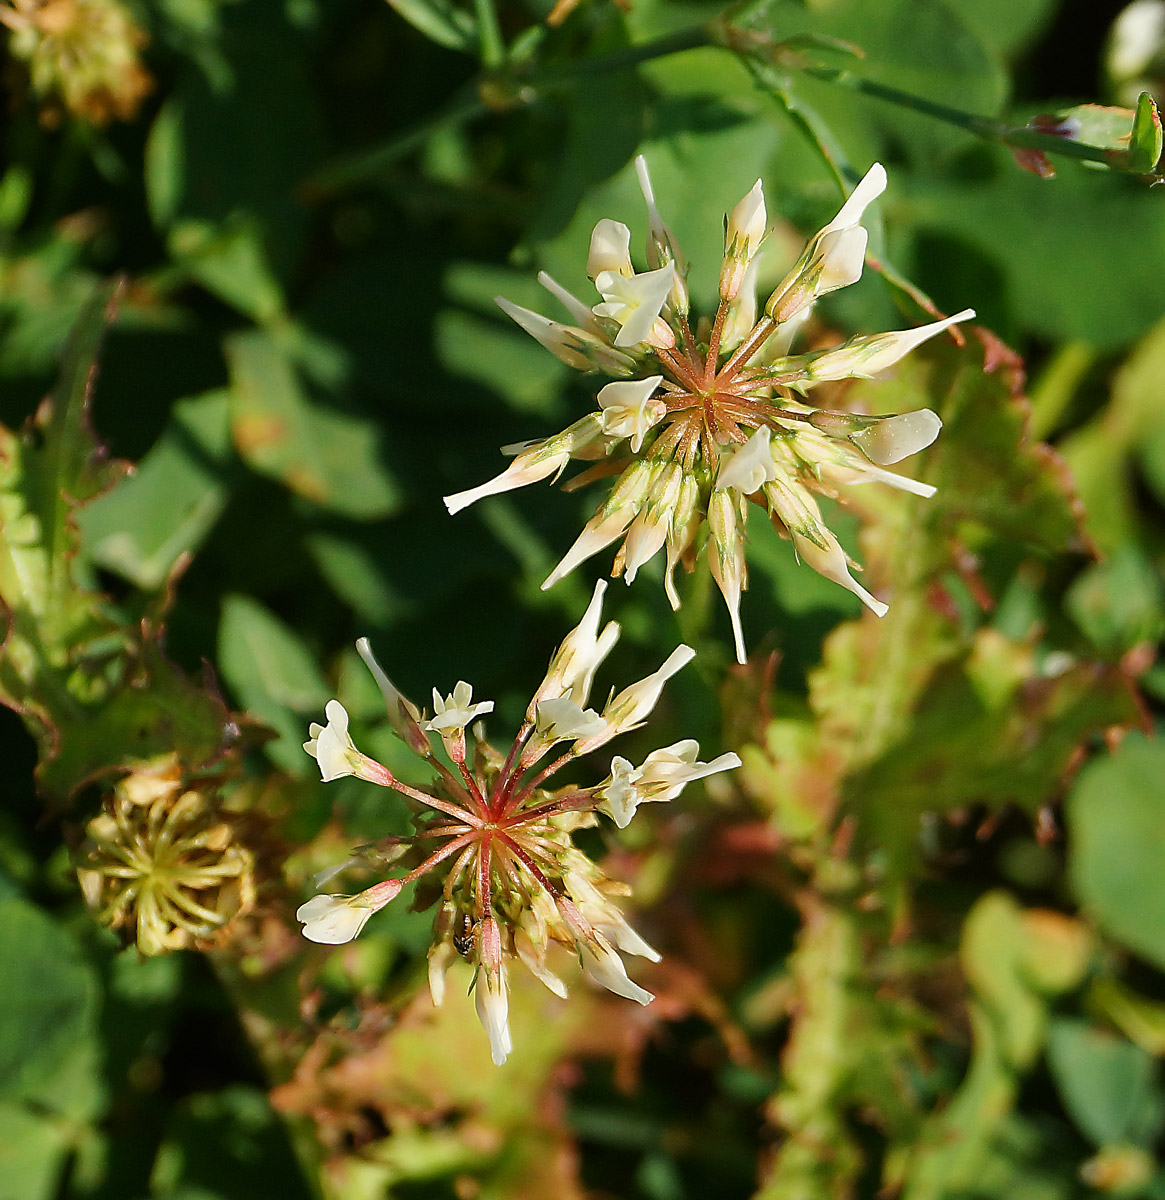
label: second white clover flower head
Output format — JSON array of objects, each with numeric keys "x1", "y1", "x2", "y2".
[
  {"x1": 445, "y1": 156, "x2": 972, "y2": 663},
  {"x1": 295, "y1": 584, "x2": 740, "y2": 1065}
]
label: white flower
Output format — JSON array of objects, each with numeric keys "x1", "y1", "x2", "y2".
[
  {"x1": 534, "y1": 696, "x2": 607, "y2": 743},
  {"x1": 849, "y1": 409, "x2": 944, "y2": 466},
  {"x1": 597, "y1": 375, "x2": 666, "y2": 452},
  {"x1": 529, "y1": 579, "x2": 620, "y2": 714},
  {"x1": 792, "y1": 526, "x2": 888, "y2": 618},
  {"x1": 427, "y1": 681, "x2": 494, "y2": 731},
  {"x1": 578, "y1": 932, "x2": 654, "y2": 1005},
  {"x1": 593, "y1": 262, "x2": 677, "y2": 348},
  {"x1": 593, "y1": 644, "x2": 696, "y2": 740},
  {"x1": 766, "y1": 163, "x2": 887, "y2": 323},
  {"x1": 443, "y1": 414, "x2": 605, "y2": 516},
  {"x1": 636, "y1": 740, "x2": 742, "y2": 801},
  {"x1": 494, "y1": 297, "x2": 635, "y2": 375},
  {"x1": 474, "y1": 964, "x2": 513, "y2": 1066},
  {"x1": 806, "y1": 309, "x2": 975, "y2": 386},
  {"x1": 720, "y1": 179, "x2": 766, "y2": 301},
  {"x1": 296, "y1": 880, "x2": 402, "y2": 944},
  {"x1": 538, "y1": 270, "x2": 603, "y2": 330},
  {"x1": 717, "y1": 425, "x2": 779, "y2": 493},
  {"x1": 821, "y1": 161, "x2": 887, "y2": 238},
  {"x1": 304, "y1": 700, "x2": 363, "y2": 782},
  {"x1": 595, "y1": 756, "x2": 640, "y2": 828},
  {"x1": 726, "y1": 179, "x2": 767, "y2": 256},
  {"x1": 620, "y1": 462, "x2": 684, "y2": 585}
]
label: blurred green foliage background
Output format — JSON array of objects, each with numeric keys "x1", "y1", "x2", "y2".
[{"x1": 2, "y1": 0, "x2": 1165, "y2": 1196}]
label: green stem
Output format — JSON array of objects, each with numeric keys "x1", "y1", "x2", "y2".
[{"x1": 798, "y1": 64, "x2": 1119, "y2": 170}]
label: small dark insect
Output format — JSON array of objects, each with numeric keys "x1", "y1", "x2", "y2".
[{"x1": 452, "y1": 912, "x2": 476, "y2": 959}]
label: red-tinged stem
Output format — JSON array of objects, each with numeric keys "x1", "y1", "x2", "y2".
[
  {"x1": 704, "y1": 296, "x2": 731, "y2": 385},
  {"x1": 415, "y1": 822, "x2": 476, "y2": 838},
  {"x1": 718, "y1": 316, "x2": 778, "y2": 384},
  {"x1": 505, "y1": 746, "x2": 578, "y2": 814},
  {"x1": 428, "y1": 758, "x2": 489, "y2": 819},
  {"x1": 457, "y1": 760, "x2": 488, "y2": 811},
  {"x1": 385, "y1": 779, "x2": 484, "y2": 826},
  {"x1": 443, "y1": 843, "x2": 477, "y2": 901},
  {"x1": 492, "y1": 720, "x2": 534, "y2": 814},
  {"x1": 657, "y1": 345, "x2": 703, "y2": 391},
  {"x1": 476, "y1": 834, "x2": 494, "y2": 920},
  {"x1": 500, "y1": 790, "x2": 594, "y2": 827},
  {"x1": 401, "y1": 830, "x2": 480, "y2": 887},
  {"x1": 497, "y1": 832, "x2": 560, "y2": 897},
  {"x1": 679, "y1": 312, "x2": 699, "y2": 361}
]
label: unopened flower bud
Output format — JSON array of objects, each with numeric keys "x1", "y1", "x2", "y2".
[
  {"x1": 444, "y1": 414, "x2": 605, "y2": 516},
  {"x1": 720, "y1": 179, "x2": 766, "y2": 302},
  {"x1": 496, "y1": 296, "x2": 637, "y2": 375},
  {"x1": 708, "y1": 487, "x2": 749, "y2": 664},
  {"x1": 543, "y1": 459, "x2": 657, "y2": 589},
  {"x1": 791, "y1": 525, "x2": 888, "y2": 618}
]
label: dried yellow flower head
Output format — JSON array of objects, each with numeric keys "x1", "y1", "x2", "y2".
[
  {"x1": 0, "y1": 0, "x2": 152, "y2": 125},
  {"x1": 77, "y1": 754, "x2": 255, "y2": 955}
]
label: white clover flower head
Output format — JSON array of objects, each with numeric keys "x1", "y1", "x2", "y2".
[
  {"x1": 301, "y1": 606, "x2": 739, "y2": 1066},
  {"x1": 446, "y1": 159, "x2": 962, "y2": 660}
]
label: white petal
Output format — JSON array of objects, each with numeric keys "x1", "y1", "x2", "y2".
[
  {"x1": 296, "y1": 894, "x2": 373, "y2": 944},
  {"x1": 851, "y1": 409, "x2": 943, "y2": 465},
  {"x1": 822, "y1": 162, "x2": 887, "y2": 234},
  {"x1": 792, "y1": 528, "x2": 888, "y2": 617},
  {"x1": 587, "y1": 219, "x2": 633, "y2": 279},
  {"x1": 717, "y1": 425, "x2": 778, "y2": 493},
  {"x1": 579, "y1": 935, "x2": 654, "y2": 1005},
  {"x1": 474, "y1": 968, "x2": 513, "y2": 1066}
]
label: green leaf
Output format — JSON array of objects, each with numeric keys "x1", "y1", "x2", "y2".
[
  {"x1": 1046, "y1": 1019, "x2": 1160, "y2": 1147},
  {"x1": 151, "y1": 1086, "x2": 315, "y2": 1200},
  {"x1": 217, "y1": 594, "x2": 332, "y2": 771},
  {"x1": 908, "y1": 163, "x2": 1165, "y2": 348},
  {"x1": 1128, "y1": 92, "x2": 1163, "y2": 173},
  {"x1": 226, "y1": 330, "x2": 401, "y2": 519},
  {"x1": 386, "y1": 0, "x2": 477, "y2": 52},
  {"x1": 1065, "y1": 544, "x2": 1165, "y2": 655},
  {"x1": 1068, "y1": 734, "x2": 1165, "y2": 971},
  {"x1": 0, "y1": 1104, "x2": 72, "y2": 1200},
  {"x1": 77, "y1": 391, "x2": 233, "y2": 590},
  {"x1": 168, "y1": 220, "x2": 286, "y2": 323},
  {"x1": 0, "y1": 898, "x2": 97, "y2": 1100}
]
